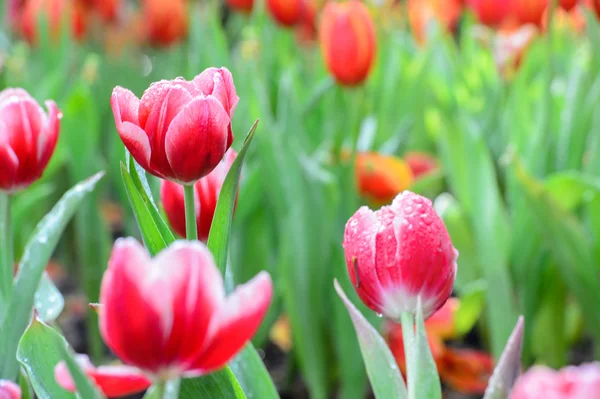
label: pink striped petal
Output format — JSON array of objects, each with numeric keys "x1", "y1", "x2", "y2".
[{"x1": 0, "y1": 380, "x2": 21, "y2": 399}]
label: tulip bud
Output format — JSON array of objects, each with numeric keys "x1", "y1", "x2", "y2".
[
  {"x1": 0, "y1": 88, "x2": 61, "y2": 193},
  {"x1": 510, "y1": 363, "x2": 600, "y2": 399},
  {"x1": 559, "y1": 0, "x2": 577, "y2": 11},
  {"x1": 161, "y1": 149, "x2": 237, "y2": 241},
  {"x1": 355, "y1": 152, "x2": 414, "y2": 204},
  {"x1": 343, "y1": 191, "x2": 457, "y2": 320},
  {"x1": 465, "y1": 0, "x2": 513, "y2": 26},
  {"x1": 0, "y1": 380, "x2": 21, "y2": 399},
  {"x1": 593, "y1": 0, "x2": 600, "y2": 19},
  {"x1": 319, "y1": 0, "x2": 377, "y2": 86},
  {"x1": 19, "y1": 0, "x2": 87, "y2": 43},
  {"x1": 55, "y1": 355, "x2": 151, "y2": 397},
  {"x1": 111, "y1": 67, "x2": 238, "y2": 184},
  {"x1": 143, "y1": 0, "x2": 187, "y2": 47},
  {"x1": 99, "y1": 239, "x2": 273, "y2": 378},
  {"x1": 404, "y1": 151, "x2": 439, "y2": 179},
  {"x1": 267, "y1": 0, "x2": 303, "y2": 26},
  {"x1": 512, "y1": 0, "x2": 547, "y2": 27}
]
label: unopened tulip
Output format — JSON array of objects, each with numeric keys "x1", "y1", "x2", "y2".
[
  {"x1": 343, "y1": 191, "x2": 457, "y2": 320},
  {"x1": 0, "y1": 88, "x2": 61, "y2": 192},
  {"x1": 55, "y1": 355, "x2": 151, "y2": 397},
  {"x1": 92, "y1": 0, "x2": 120, "y2": 22},
  {"x1": 143, "y1": 0, "x2": 187, "y2": 47},
  {"x1": 161, "y1": 149, "x2": 237, "y2": 241},
  {"x1": 465, "y1": 0, "x2": 513, "y2": 26},
  {"x1": 319, "y1": 0, "x2": 376, "y2": 86},
  {"x1": 111, "y1": 68, "x2": 238, "y2": 184},
  {"x1": 355, "y1": 152, "x2": 414, "y2": 204},
  {"x1": 20, "y1": 0, "x2": 87, "y2": 43},
  {"x1": 226, "y1": 0, "x2": 254, "y2": 13},
  {"x1": 404, "y1": 151, "x2": 439, "y2": 179},
  {"x1": 510, "y1": 363, "x2": 600, "y2": 399},
  {"x1": 593, "y1": 0, "x2": 600, "y2": 19},
  {"x1": 407, "y1": 0, "x2": 463, "y2": 45},
  {"x1": 0, "y1": 380, "x2": 20, "y2": 399},
  {"x1": 267, "y1": 0, "x2": 303, "y2": 26},
  {"x1": 559, "y1": 0, "x2": 578, "y2": 11},
  {"x1": 512, "y1": 0, "x2": 547, "y2": 26},
  {"x1": 99, "y1": 239, "x2": 272, "y2": 378}
]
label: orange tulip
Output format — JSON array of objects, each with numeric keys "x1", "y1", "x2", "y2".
[
  {"x1": 227, "y1": 0, "x2": 254, "y2": 13},
  {"x1": 267, "y1": 0, "x2": 303, "y2": 26},
  {"x1": 143, "y1": 0, "x2": 188, "y2": 47},
  {"x1": 354, "y1": 152, "x2": 413, "y2": 204},
  {"x1": 404, "y1": 151, "x2": 439, "y2": 179},
  {"x1": 465, "y1": 0, "x2": 513, "y2": 26},
  {"x1": 541, "y1": 6, "x2": 586, "y2": 33},
  {"x1": 319, "y1": 0, "x2": 376, "y2": 86},
  {"x1": 512, "y1": 0, "x2": 547, "y2": 27},
  {"x1": 407, "y1": 0, "x2": 462, "y2": 45},
  {"x1": 91, "y1": 0, "x2": 120, "y2": 22},
  {"x1": 20, "y1": 0, "x2": 87, "y2": 43}
]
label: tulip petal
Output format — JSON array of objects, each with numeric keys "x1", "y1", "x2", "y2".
[
  {"x1": 37, "y1": 100, "x2": 61, "y2": 167},
  {"x1": 160, "y1": 180, "x2": 188, "y2": 238},
  {"x1": 165, "y1": 96, "x2": 230, "y2": 183},
  {"x1": 0, "y1": 88, "x2": 33, "y2": 107},
  {"x1": 0, "y1": 379, "x2": 21, "y2": 399},
  {"x1": 193, "y1": 67, "x2": 239, "y2": 116},
  {"x1": 0, "y1": 122, "x2": 19, "y2": 191},
  {"x1": 55, "y1": 355, "x2": 151, "y2": 397},
  {"x1": 189, "y1": 271, "x2": 273, "y2": 374},
  {"x1": 111, "y1": 86, "x2": 141, "y2": 125}
]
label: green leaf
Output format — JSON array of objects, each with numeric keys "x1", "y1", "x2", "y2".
[
  {"x1": 544, "y1": 172, "x2": 600, "y2": 210},
  {"x1": 483, "y1": 317, "x2": 524, "y2": 399},
  {"x1": 0, "y1": 172, "x2": 104, "y2": 381},
  {"x1": 179, "y1": 369, "x2": 246, "y2": 399},
  {"x1": 334, "y1": 280, "x2": 407, "y2": 399},
  {"x1": 57, "y1": 339, "x2": 104, "y2": 399},
  {"x1": 34, "y1": 273, "x2": 64, "y2": 323},
  {"x1": 121, "y1": 163, "x2": 167, "y2": 256},
  {"x1": 455, "y1": 281, "x2": 486, "y2": 336},
  {"x1": 126, "y1": 153, "x2": 176, "y2": 245},
  {"x1": 228, "y1": 344, "x2": 279, "y2": 399},
  {"x1": 18, "y1": 368, "x2": 34, "y2": 399},
  {"x1": 17, "y1": 318, "x2": 76, "y2": 399},
  {"x1": 207, "y1": 119, "x2": 259, "y2": 274}
]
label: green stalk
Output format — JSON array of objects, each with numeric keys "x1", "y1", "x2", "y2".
[
  {"x1": 400, "y1": 312, "x2": 415, "y2": 397},
  {"x1": 183, "y1": 184, "x2": 198, "y2": 241},
  {"x1": 0, "y1": 192, "x2": 13, "y2": 315}
]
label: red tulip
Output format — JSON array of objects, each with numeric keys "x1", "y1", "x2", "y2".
[
  {"x1": 343, "y1": 191, "x2": 457, "y2": 320},
  {"x1": 267, "y1": 0, "x2": 303, "y2": 26},
  {"x1": 92, "y1": 0, "x2": 120, "y2": 22},
  {"x1": 161, "y1": 149, "x2": 237, "y2": 241},
  {"x1": 465, "y1": 0, "x2": 513, "y2": 26},
  {"x1": 226, "y1": 0, "x2": 254, "y2": 13},
  {"x1": 354, "y1": 152, "x2": 414, "y2": 204},
  {"x1": 510, "y1": 363, "x2": 600, "y2": 399},
  {"x1": 0, "y1": 380, "x2": 21, "y2": 399},
  {"x1": 111, "y1": 68, "x2": 238, "y2": 184},
  {"x1": 0, "y1": 88, "x2": 61, "y2": 192},
  {"x1": 593, "y1": 0, "x2": 600, "y2": 19},
  {"x1": 512, "y1": 0, "x2": 547, "y2": 26},
  {"x1": 55, "y1": 355, "x2": 151, "y2": 397},
  {"x1": 99, "y1": 239, "x2": 273, "y2": 378},
  {"x1": 143, "y1": 0, "x2": 188, "y2": 47},
  {"x1": 559, "y1": 0, "x2": 578, "y2": 11},
  {"x1": 404, "y1": 151, "x2": 439, "y2": 179},
  {"x1": 319, "y1": 0, "x2": 376, "y2": 86},
  {"x1": 19, "y1": 0, "x2": 88, "y2": 43}
]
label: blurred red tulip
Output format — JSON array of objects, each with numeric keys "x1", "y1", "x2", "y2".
[
  {"x1": 99, "y1": 239, "x2": 273, "y2": 377},
  {"x1": 227, "y1": 0, "x2": 254, "y2": 13},
  {"x1": 0, "y1": 380, "x2": 20, "y2": 399},
  {"x1": 111, "y1": 68, "x2": 238, "y2": 184},
  {"x1": 591, "y1": 0, "x2": 600, "y2": 18},
  {"x1": 560, "y1": 0, "x2": 578, "y2": 10},
  {"x1": 55, "y1": 355, "x2": 151, "y2": 397},
  {"x1": 319, "y1": 0, "x2": 376, "y2": 86},
  {"x1": 267, "y1": 0, "x2": 303, "y2": 26},
  {"x1": 542, "y1": 6, "x2": 585, "y2": 33},
  {"x1": 465, "y1": 0, "x2": 513, "y2": 26},
  {"x1": 404, "y1": 151, "x2": 439, "y2": 179},
  {"x1": 343, "y1": 191, "x2": 457, "y2": 320},
  {"x1": 407, "y1": 0, "x2": 463, "y2": 45},
  {"x1": 92, "y1": 0, "x2": 120, "y2": 22},
  {"x1": 512, "y1": 0, "x2": 547, "y2": 27},
  {"x1": 510, "y1": 363, "x2": 600, "y2": 399},
  {"x1": 161, "y1": 149, "x2": 237, "y2": 241},
  {"x1": 143, "y1": 0, "x2": 188, "y2": 46},
  {"x1": 0, "y1": 88, "x2": 61, "y2": 193},
  {"x1": 295, "y1": 0, "x2": 320, "y2": 45},
  {"x1": 355, "y1": 152, "x2": 414, "y2": 204},
  {"x1": 20, "y1": 0, "x2": 88, "y2": 43}
]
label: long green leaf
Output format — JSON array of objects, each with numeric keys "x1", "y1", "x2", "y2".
[
  {"x1": 34, "y1": 273, "x2": 64, "y2": 323},
  {"x1": 57, "y1": 340, "x2": 104, "y2": 399},
  {"x1": 228, "y1": 344, "x2": 279, "y2": 399},
  {"x1": 179, "y1": 369, "x2": 246, "y2": 399},
  {"x1": 334, "y1": 280, "x2": 407, "y2": 399},
  {"x1": 0, "y1": 172, "x2": 104, "y2": 381}
]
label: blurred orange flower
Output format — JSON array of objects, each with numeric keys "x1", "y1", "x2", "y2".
[
  {"x1": 385, "y1": 298, "x2": 494, "y2": 395},
  {"x1": 512, "y1": 0, "x2": 548, "y2": 27},
  {"x1": 20, "y1": 0, "x2": 88, "y2": 43},
  {"x1": 407, "y1": 0, "x2": 462, "y2": 45},
  {"x1": 267, "y1": 0, "x2": 304, "y2": 27},
  {"x1": 143, "y1": 0, "x2": 188, "y2": 47},
  {"x1": 355, "y1": 152, "x2": 414, "y2": 204},
  {"x1": 542, "y1": 6, "x2": 586, "y2": 33},
  {"x1": 404, "y1": 151, "x2": 439, "y2": 179},
  {"x1": 465, "y1": 0, "x2": 513, "y2": 27},
  {"x1": 90, "y1": 0, "x2": 120, "y2": 22},
  {"x1": 559, "y1": 0, "x2": 578, "y2": 11}
]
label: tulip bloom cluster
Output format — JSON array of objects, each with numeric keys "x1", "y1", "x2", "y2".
[
  {"x1": 510, "y1": 363, "x2": 600, "y2": 398},
  {"x1": 466, "y1": 0, "x2": 583, "y2": 28}
]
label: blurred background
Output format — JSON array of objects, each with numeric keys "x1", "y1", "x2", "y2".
[{"x1": 1, "y1": 0, "x2": 600, "y2": 398}]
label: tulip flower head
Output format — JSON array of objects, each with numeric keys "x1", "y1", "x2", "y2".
[
  {"x1": 161, "y1": 149, "x2": 237, "y2": 241},
  {"x1": 0, "y1": 88, "x2": 61, "y2": 193},
  {"x1": 355, "y1": 152, "x2": 414, "y2": 204},
  {"x1": 319, "y1": 0, "x2": 377, "y2": 86},
  {"x1": 99, "y1": 239, "x2": 272, "y2": 379},
  {"x1": 20, "y1": 0, "x2": 87, "y2": 43},
  {"x1": 465, "y1": 0, "x2": 513, "y2": 26},
  {"x1": 267, "y1": 0, "x2": 303, "y2": 26},
  {"x1": 343, "y1": 191, "x2": 457, "y2": 320},
  {"x1": 143, "y1": 0, "x2": 188, "y2": 46},
  {"x1": 559, "y1": 0, "x2": 578, "y2": 11},
  {"x1": 510, "y1": 363, "x2": 600, "y2": 399},
  {"x1": 512, "y1": 0, "x2": 547, "y2": 27},
  {"x1": 404, "y1": 151, "x2": 439, "y2": 179},
  {"x1": 111, "y1": 68, "x2": 238, "y2": 184},
  {"x1": 0, "y1": 380, "x2": 21, "y2": 399}
]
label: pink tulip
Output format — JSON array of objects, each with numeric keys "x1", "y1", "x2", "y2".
[
  {"x1": 161, "y1": 149, "x2": 237, "y2": 241},
  {"x1": 343, "y1": 191, "x2": 457, "y2": 320},
  {"x1": 510, "y1": 363, "x2": 600, "y2": 399},
  {"x1": 55, "y1": 355, "x2": 151, "y2": 397},
  {"x1": 0, "y1": 380, "x2": 21, "y2": 399},
  {"x1": 111, "y1": 67, "x2": 239, "y2": 184},
  {"x1": 99, "y1": 238, "x2": 272, "y2": 379},
  {"x1": 0, "y1": 88, "x2": 61, "y2": 192}
]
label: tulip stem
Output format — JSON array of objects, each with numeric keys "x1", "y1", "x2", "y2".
[
  {"x1": 400, "y1": 312, "x2": 416, "y2": 396},
  {"x1": 0, "y1": 192, "x2": 13, "y2": 314},
  {"x1": 183, "y1": 184, "x2": 198, "y2": 241}
]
